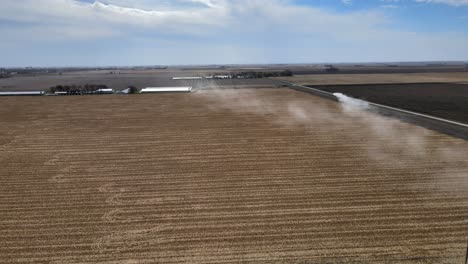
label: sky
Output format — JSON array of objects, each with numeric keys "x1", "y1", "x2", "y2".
[{"x1": 0, "y1": 0, "x2": 468, "y2": 67}]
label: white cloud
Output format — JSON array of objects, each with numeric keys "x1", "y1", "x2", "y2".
[
  {"x1": 0, "y1": 0, "x2": 467, "y2": 65},
  {"x1": 415, "y1": 0, "x2": 468, "y2": 6},
  {"x1": 380, "y1": 0, "x2": 400, "y2": 9},
  {"x1": 0, "y1": 0, "x2": 235, "y2": 41},
  {"x1": 0, "y1": 0, "x2": 388, "y2": 40},
  {"x1": 342, "y1": 0, "x2": 353, "y2": 5},
  {"x1": 381, "y1": 4, "x2": 400, "y2": 8}
]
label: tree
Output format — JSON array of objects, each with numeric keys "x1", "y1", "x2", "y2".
[
  {"x1": 128, "y1": 86, "x2": 139, "y2": 94},
  {"x1": 325, "y1": 66, "x2": 339, "y2": 73},
  {"x1": 282, "y1": 70, "x2": 293, "y2": 76}
]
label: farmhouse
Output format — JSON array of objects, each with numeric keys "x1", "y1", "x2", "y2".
[{"x1": 140, "y1": 87, "x2": 192, "y2": 93}]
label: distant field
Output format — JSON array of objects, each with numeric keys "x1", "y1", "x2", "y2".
[
  {"x1": 4, "y1": 68, "x2": 468, "y2": 92},
  {"x1": 276, "y1": 72, "x2": 468, "y2": 85},
  {"x1": 0, "y1": 70, "x2": 279, "y2": 91},
  {"x1": 308, "y1": 83, "x2": 468, "y2": 124},
  {"x1": 289, "y1": 66, "x2": 468, "y2": 75},
  {"x1": 1, "y1": 89, "x2": 468, "y2": 263}
]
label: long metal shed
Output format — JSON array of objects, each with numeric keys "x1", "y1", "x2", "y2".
[
  {"x1": 140, "y1": 87, "x2": 193, "y2": 93},
  {"x1": 172, "y1": 77, "x2": 202, "y2": 80},
  {"x1": 96, "y1": 89, "x2": 114, "y2": 94},
  {"x1": 0, "y1": 91, "x2": 44, "y2": 96}
]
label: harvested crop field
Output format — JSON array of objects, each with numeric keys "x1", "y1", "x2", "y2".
[
  {"x1": 309, "y1": 83, "x2": 468, "y2": 124},
  {"x1": 0, "y1": 71, "x2": 279, "y2": 92},
  {"x1": 1, "y1": 88, "x2": 468, "y2": 263},
  {"x1": 275, "y1": 72, "x2": 468, "y2": 85}
]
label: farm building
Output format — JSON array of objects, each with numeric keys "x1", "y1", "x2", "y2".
[
  {"x1": 54, "y1": 91, "x2": 82, "y2": 96},
  {"x1": 96, "y1": 88, "x2": 114, "y2": 94},
  {"x1": 0, "y1": 91, "x2": 44, "y2": 96},
  {"x1": 172, "y1": 77, "x2": 203, "y2": 80},
  {"x1": 115, "y1": 88, "x2": 130, "y2": 94},
  {"x1": 140, "y1": 87, "x2": 192, "y2": 93},
  {"x1": 213, "y1": 75, "x2": 232, "y2": 79}
]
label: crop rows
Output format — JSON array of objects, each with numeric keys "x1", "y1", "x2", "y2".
[{"x1": 1, "y1": 89, "x2": 468, "y2": 263}]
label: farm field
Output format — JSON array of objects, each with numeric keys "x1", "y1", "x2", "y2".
[
  {"x1": 4, "y1": 67, "x2": 468, "y2": 92},
  {"x1": 308, "y1": 83, "x2": 468, "y2": 124},
  {"x1": 1, "y1": 88, "x2": 468, "y2": 263},
  {"x1": 275, "y1": 72, "x2": 468, "y2": 85},
  {"x1": 0, "y1": 70, "x2": 279, "y2": 92}
]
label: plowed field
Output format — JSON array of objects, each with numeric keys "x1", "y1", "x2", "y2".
[
  {"x1": 1, "y1": 88, "x2": 468, "y2": 263},
  {"x1": 309, "y1": 83, "x2": 468, "y2": 124},
  {"x1": 276, "y1": 72, "x2": 468, "y2": 85}
]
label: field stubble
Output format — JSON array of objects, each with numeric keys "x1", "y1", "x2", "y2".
[
  {"x1": 0, "y1": 71, "x2": 278, "y2": 91},
  {"x1": 1, "y1": 88, "x2": 468, "y2": 263},
  {"x1": 275, "y1": 72, "x2": 468, "y2": 85}
]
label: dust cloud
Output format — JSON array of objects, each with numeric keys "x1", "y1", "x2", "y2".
[
  {"x1": 333, "y1": 92, "x2": 468, "y2": 191},
  {"x1": 194, "y1": 83, "x2": 468, "y2": 192}
]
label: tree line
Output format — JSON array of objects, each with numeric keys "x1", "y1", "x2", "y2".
[
  {"x1": 49, "y1": 84, "x2": 139, "y2": 94},
  {"x1": 232, "y1": 70, "x2": 293, "y2": 79},
  {"x1": 49, "y1": 84, "x2": 109, "y2": 93}
]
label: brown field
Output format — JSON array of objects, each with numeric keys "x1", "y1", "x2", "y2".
[
  {"x1": 275, "y1": 72, "x2": 468, "y2": 85},
  {"x1": 0, "y1": 70, "x2": 279, "y2": 91},
  {"x1": 1, "y1": 88, "x2": 468, "y2": 263},
  {"x1": 308, "y1": 83, "x2": 468, "y2": 124},
  {"x1": 4, "y1": 68, "x2": 468, "y2": 92}
]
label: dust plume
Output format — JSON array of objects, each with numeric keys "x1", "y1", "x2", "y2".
[
  {"x1": 333, "y1": 93, "x2": 370, "y2": 112},
  {"x1": 194, "y1": 84, "x2": 468, "y2": 192}
]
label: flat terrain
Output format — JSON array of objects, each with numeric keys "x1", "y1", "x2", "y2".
[
  {"x1": 1, "y1": 89, "x2": 468, "y2": 263},
  {"x1": 308, "y1": 83, "x2": 468, "y2": 124},
  {"x1": 0, "y1": 70, "x2": 279, "y2": 91},
  {"x1": 276, "y1": 72, "x2": 468, "y2": 85},
  {"x1": 4, "y1": 68, "x2": 468, "y2": 92}
]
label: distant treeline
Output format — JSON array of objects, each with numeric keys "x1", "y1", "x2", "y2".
[
  {"x1": 2, "y1": 68, "x2": 64, "y2": 75},
  {"x1": 0, "y1": 66, "x2": 168, "y2": 76},
  {"x1": 233, "y1": 70, "x2": 293, "y2": 78},
  {"x1": 49, "y1": 84, "x2": 139, "y2": 94},
  {"x1": 49, "y1": 84, "x2": 108, "y2": 93},
  {"x1": 0, "y1": 68, "x2": 12, "y2": 78},
  {"x1": 322, "y1": 65, "x2": 340, "y2": 73}
]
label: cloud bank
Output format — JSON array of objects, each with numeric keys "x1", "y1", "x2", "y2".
[
  {"x1": 0, "y1": 0, "x2": 467, "y2": 66},
  {"x1": 415, "y1": 0, "x2": 468, "y2": 6}
]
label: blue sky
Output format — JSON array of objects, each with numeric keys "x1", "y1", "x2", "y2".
[{"x1": 0, "y1": 0, "x2": 467, "y2": 67}]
